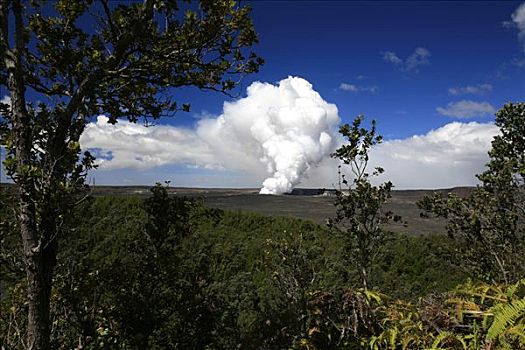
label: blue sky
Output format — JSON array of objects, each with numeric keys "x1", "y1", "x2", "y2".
[
  {"x1": 171, "y1": 1, "x2": 524, "y2": 136},
  {"x1": 2, "y1": 1, "x2": 525, "y2": 190}
]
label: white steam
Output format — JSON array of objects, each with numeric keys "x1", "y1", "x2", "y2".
[
  {"x1": 81, "y1": 77, "x2": 340, "y2": 194},
  {"x1": 197, "y1": 76, "x2": 340, "y2": 194}
]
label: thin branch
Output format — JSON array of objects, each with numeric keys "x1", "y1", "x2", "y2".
[{"x1": 100, "y1": 0, "x2": 117, "y2": 43}]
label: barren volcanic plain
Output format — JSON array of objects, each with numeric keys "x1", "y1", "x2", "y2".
[{"x1": 90, "y1": 186, "x2": 474, "y2": 235}]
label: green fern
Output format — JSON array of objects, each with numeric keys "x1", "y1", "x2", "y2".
[
  {"x1": 431, "y1": 331, "x2": 467, "y2": 350},
  {"x1": 505, "y1": 323, "x2": 525, "y2": 347},
  {"x1": 487, "y1": 298, "x2": 525, "y2": 342},
  {"x1": 505, "y1": 279, "x2": 525, "y2": 299},
  {"x1": 363, "y1": 289, "x2": 385, "y2": 305}
]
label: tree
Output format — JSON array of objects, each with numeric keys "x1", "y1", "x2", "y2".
[
  {"x1": 0, "y1": 0, "x2": 262, "y2": 348},
  {"x1": 328, "y1": 116, "x2": 401, "y2": 291},
  {"x1": 419, "y1": 102, "x2": 525, "y2": 284}
]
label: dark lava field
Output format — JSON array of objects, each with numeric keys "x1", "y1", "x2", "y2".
[{"x1": 90, "y1": 186, "x2": 474, "y2": 235}]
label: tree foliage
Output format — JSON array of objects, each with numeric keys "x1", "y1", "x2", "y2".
[
  {"x1": 419, "y1": 103, "x2": 525, "y2": 284},
  {"x1": 0, "y1": 0, "x2": 262, "y2": 348},
  {"x1": 1, "y1": 183, "x2": 523, "y2": 349},
  {"x1": 329, "y1": 116, "x2": 402, "y2": 290}
]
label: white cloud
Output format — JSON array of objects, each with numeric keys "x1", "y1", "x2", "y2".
[
  {"x1": 302, "y1": 121, "x2": 499, "y2": 190},
  {"x1": 505, "y1": 2, "x2": 525, "y2": 52},
  {"x1": 382, "y1": 47, "x2": 431, "y2": 72},
  {"x1": 81, "y1": 116, "x2": 219, "y2": 170},
  {"x1": 448, "y1": 83, "x2": 493, "y2": 95},
  {"x1": 339, "y1": 83, "x2": 378, "y2": 93},
  {"x1": 0, "y1": 96, "x2": 9, "y2": 183},
  {"x1": 370, "y1": 122, "x2": 498, "y2": 189},
  {"x1": 382, "y1": 51, "x2": 403, "y2": 65},
  {"x1": 436, "y1": 100, "x2": 496, "y2": 119},
  {"x1": 0, "y1": 95, "x2": 11, "y2": 117},
  {"x1": 82, "y1": 119, "x2": 499, "y2": 191},
  {"x1": 405, "y1": 47, "x2": 431, "y2": 71},
  {"x1": 191, "y1": 110, "x2": 216, "y2": 119},
  {"x1": 339, "y1": 83, "x2": 359, "y2": 92}
]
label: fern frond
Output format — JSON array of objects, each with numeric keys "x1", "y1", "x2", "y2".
[
  {"x1": 388, "y1": 326, "x2": 398, "y2": 349},
  {"x1": 505, "y1": 279, "x2": 525, "y2": 299},
  {"x1": 506, "y1": 323, "x2": 525, "y2": 347},
  {"x1": 401, "y1": 335, "x2": 419, "y2": 350},
  {"x1": 431, "y1": 331, "x2": 467, "y2": 350},
  {"x1": 363, "y1": 289, "x2": 385, "y2": 304},
  {"x1": 487, "y1": 298, "x2": 525, "y2": 341}
]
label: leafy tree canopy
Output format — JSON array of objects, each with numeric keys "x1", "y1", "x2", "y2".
[
  {"x1": 329, "y1": 116, "x2": 402, "y2": 291},
  {"x1": 0, "y1": 1, "x2": 262, "y2": 348},
  {"x1": 420, "y1": 103, "x2": 525, "y2": 284}
]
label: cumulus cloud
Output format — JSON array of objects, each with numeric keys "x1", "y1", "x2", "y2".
[
  {"x1": 504, "y1": 2, "x2": 525, "y2": 52},
  {"x1": 301, "y1": 122, "x2": 499, "y2": 190},
  {"x1": 82, "y1": 77, "x2": 341, "y2": 194},
  {"x1": 436, "y1": 100, "x2": 496, "y2": 119},
  {"x1": 448, "y1": 83, "x2": 493, "y2": 95},
  {"x1": 81, "y1": 116, "x2": 219, "y2": 170},
  {"x1": 82, "y1": 119, "x2": 499, "y2": 191},
  {"x1": 198, "y1": 77, "x2": 340, "y2": 194},
  {"x1": 382, "y1": 47, "x2": 431, "y2": 72},
  {"x1": 370, "y1": 122, "x2": 498, "y2": 188},
  {"x1": 339, "y1": 83, "x2": 378, "y2": 93}
]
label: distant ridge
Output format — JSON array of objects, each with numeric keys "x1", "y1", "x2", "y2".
[{"x1": 287, "y1": 187, "x2": 474, "y2": 197}]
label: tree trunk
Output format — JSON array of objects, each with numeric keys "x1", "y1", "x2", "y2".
[
  {"x1": 13, "y1": 86, "x2": 57, "y2": 350},
  {"x1": 25, "y1": 254, "x2": 54, "y2": 350},
  {"x1": 3, "y1": 0, "x2": 57, "y2": 347},
  {"x1": 18, "y1": 175, "x2": 58, "y2": 350},
  {"x1": 20, "y1": 207, "x2": 57, "y2": 350}
]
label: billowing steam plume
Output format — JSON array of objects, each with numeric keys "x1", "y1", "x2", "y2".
[
  {"x1": 197, "y1": 76, "x2": 340, "y2": 194},
  {"x1": 81, "y1": 76, "x2": 340, "y2": 194}
]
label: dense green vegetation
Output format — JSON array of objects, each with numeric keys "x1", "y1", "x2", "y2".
[
  {"x1": 1, "y1": 189, "x2": 462, "y2": 349},
  {"x1": 420, "y1": 103, "x2": 525, "y2": 286},
  {"x1": 2, "y1": 185, "x2": 524, "y2": 349}
]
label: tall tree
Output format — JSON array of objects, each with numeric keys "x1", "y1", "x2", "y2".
[
  {"x1": 419, "y1": 103, "x2": 525, "y2": 284},
  {"x1": 329, "y1": 116, "x2": 401, "y2": 291},
  {"x1": 0, "y1": 0, "x2": 262, "y2": 348}
]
